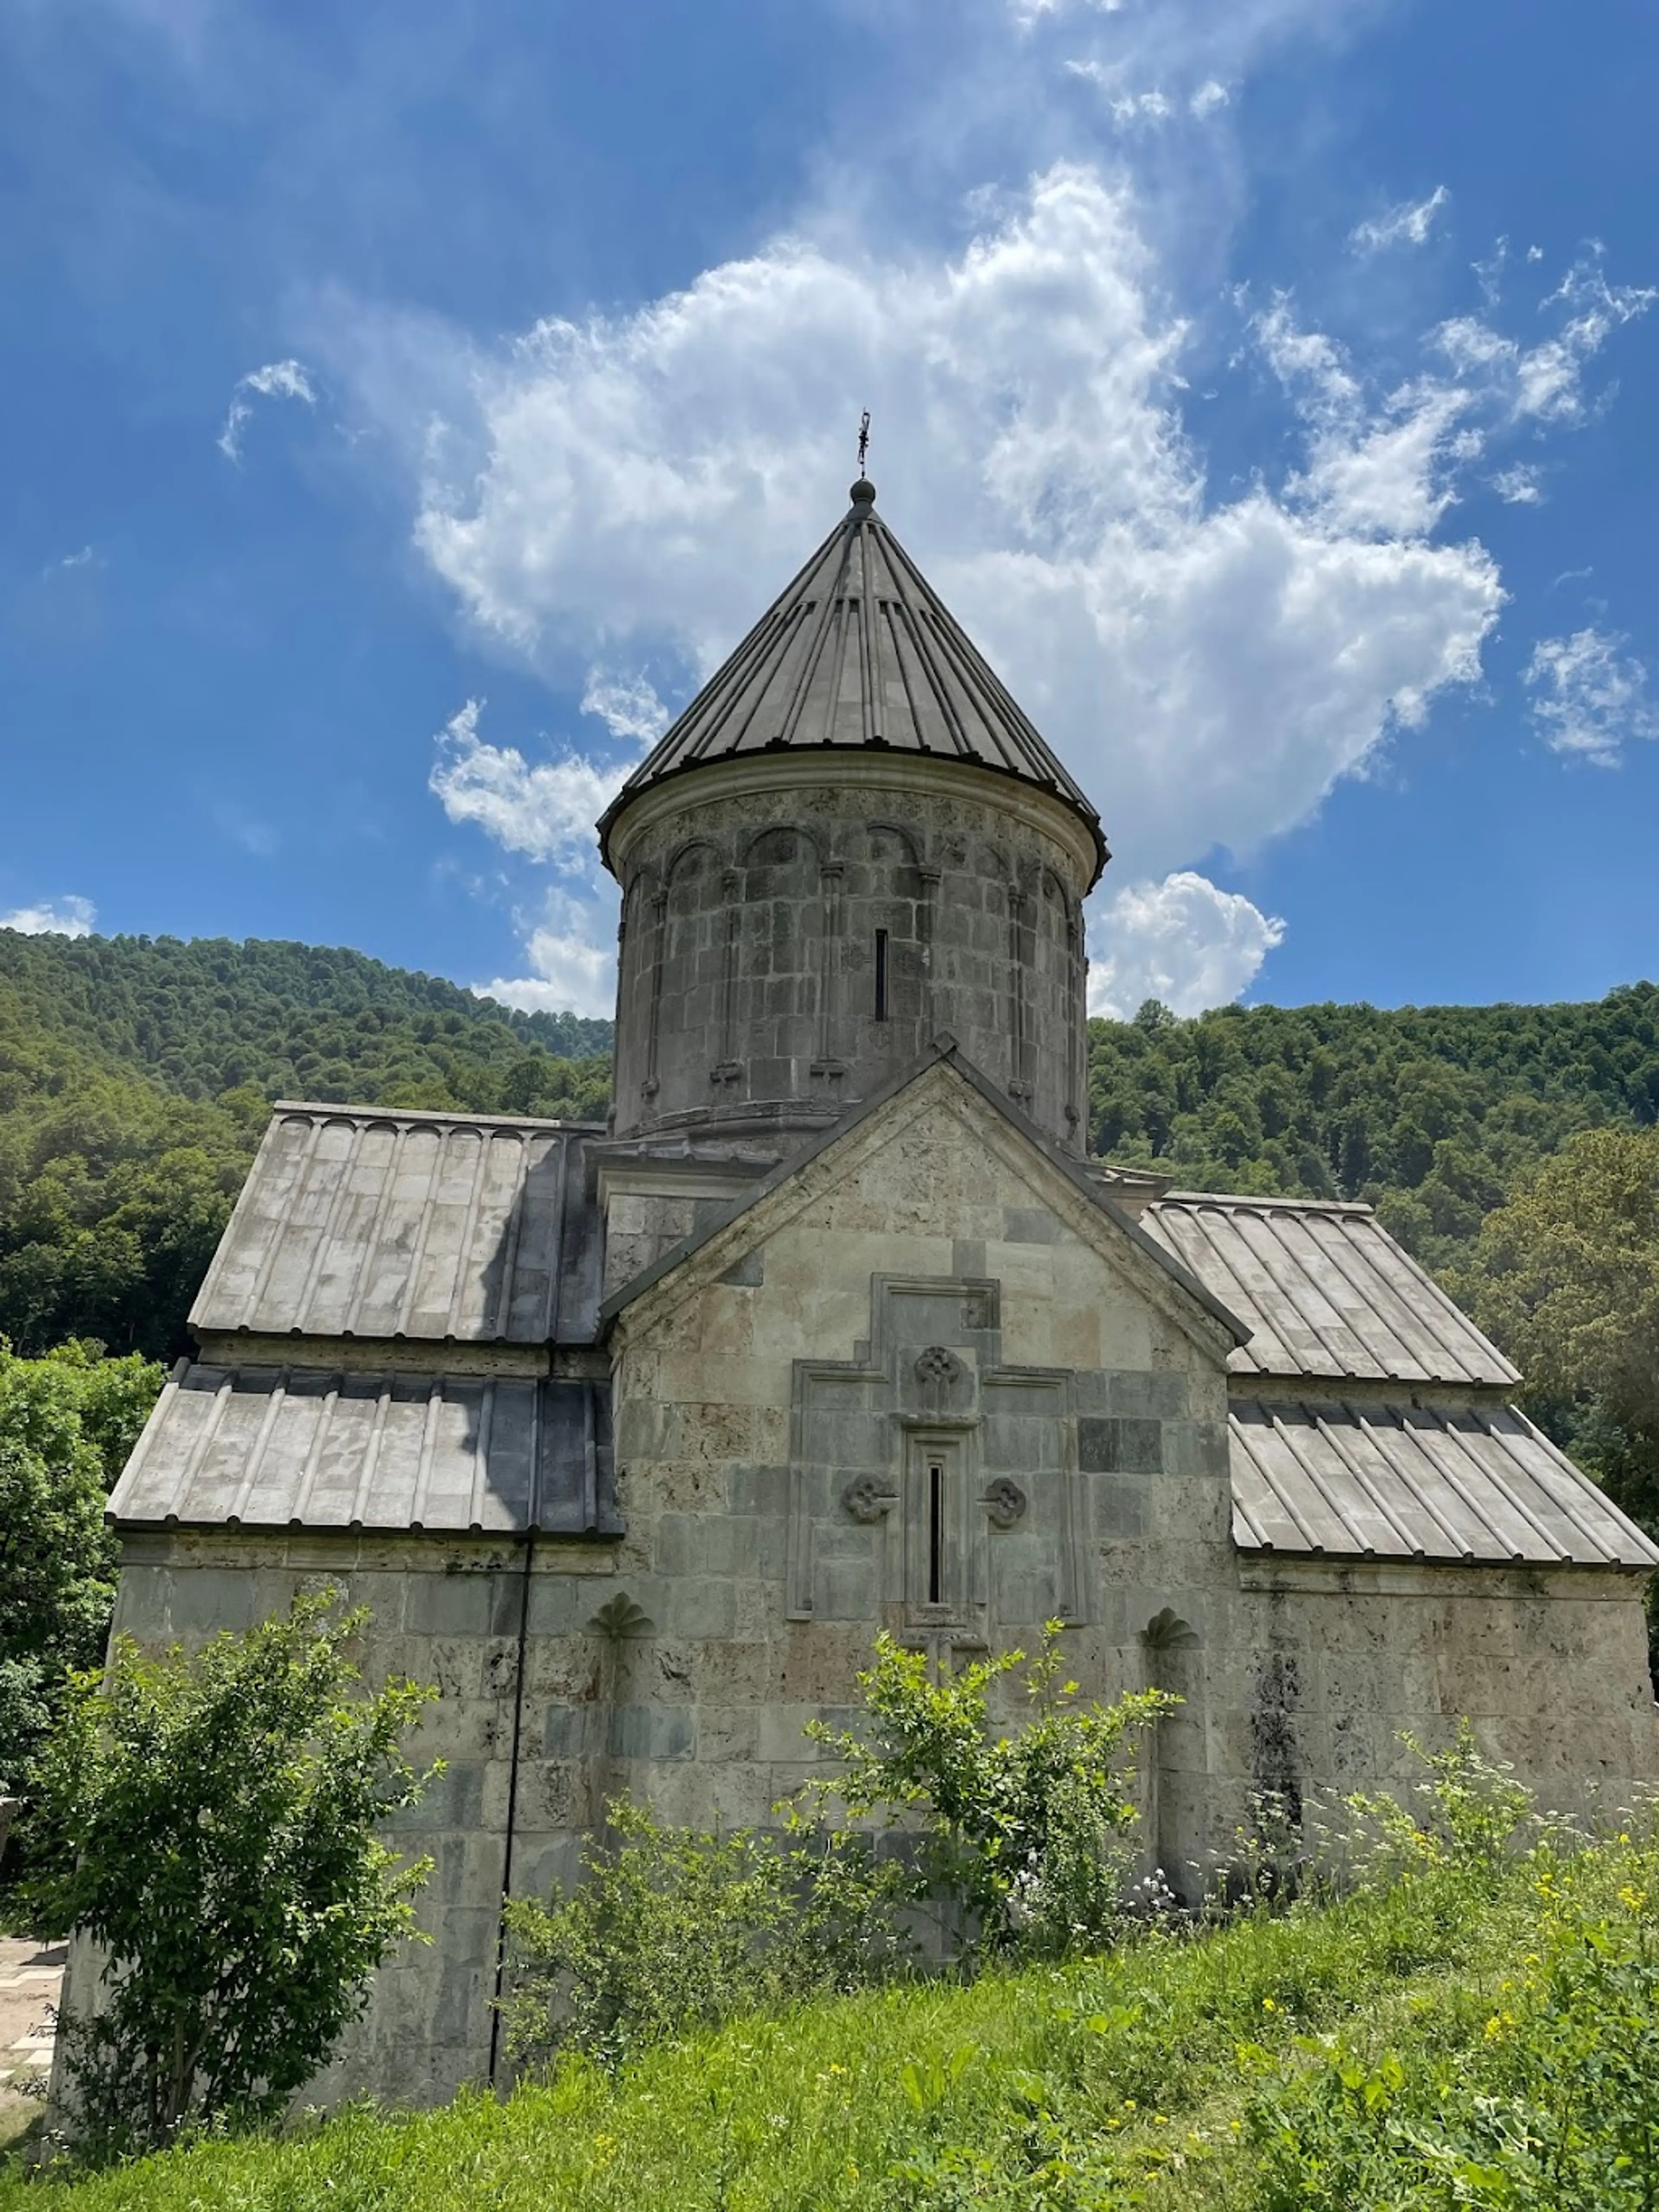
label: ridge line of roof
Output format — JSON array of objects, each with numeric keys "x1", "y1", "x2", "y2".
[
  {"x1": 596, "y1": 493, "x2": 1106, "y2": 879},
  {"x1": 1154, "y1": 1190, "x2": 1376, "y2": 1215},
  {"x1": 269, "y1": 1099, "x2": 609, "y2": 1133}
]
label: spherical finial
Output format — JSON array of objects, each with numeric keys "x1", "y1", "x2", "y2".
[{"x1": 849, "y1": 476, "x2": 877, "y2": 508}]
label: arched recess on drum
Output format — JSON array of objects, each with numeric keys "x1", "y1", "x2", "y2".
[
  {"x1": 1033, "y1": 868, "x2": 1081, "y2": 1139},
  {"x1": 654, "y1": 839, "x2": 727, "y2": 1106},
  {"x1": 845, "y1": 820, "x2": 926, "y2": 1062},
  {"x1": 614, "y1": 866, "x2": 662, "y2": 1101},
  {"x1": 738, "y1": 825, "x2": 823, "y2": 1095},
  {"x1": 971, "y1": 840, "x2": 1019, "y2": 1097}
]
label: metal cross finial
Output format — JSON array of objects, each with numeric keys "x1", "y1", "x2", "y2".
[{"x1": 857, "y1": 409, "x2": 871, "y2": 474}]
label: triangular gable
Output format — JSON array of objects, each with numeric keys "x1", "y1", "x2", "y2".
[{"x1": 600, "y1": 1044, "x2": 1250, "y2": 1359}]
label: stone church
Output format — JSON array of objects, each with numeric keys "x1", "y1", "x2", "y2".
[{"x1": 96, "y1": 473, "x2": 1658, "y2": 2104}]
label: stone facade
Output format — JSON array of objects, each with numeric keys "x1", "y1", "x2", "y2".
[
  {"x1": 88, "y1": 1063, "x2": 1659, "y2": 2105},
  {"x1": 78, "y1": 480, "x2": 1659, "y2": 2120},
  {"x1": 607, "y1": 755, "x2": 1096, "y2": 1154}
]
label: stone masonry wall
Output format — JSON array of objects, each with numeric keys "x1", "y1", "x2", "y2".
[
  {"x1": 1157, "y1": 1560, "x2": 1659, "y2": 1869},
  {"x1": 609, "y1": 767, "x2": 1092, "y2": 1150},
  {"x1": 72, "y1": 1065, "x2": 1659, "y2": 2111},
  {"x1": 602, "y1": 1071, "x2": 1243, "y2": 1854}
]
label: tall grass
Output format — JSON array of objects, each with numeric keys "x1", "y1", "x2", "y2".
[{"x1": 10, "y1": 1810, "x2": 1659, "y2": 2209}]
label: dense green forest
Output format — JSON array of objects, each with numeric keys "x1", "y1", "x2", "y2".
[
  {"x1": 3, "y1": 924, "x2": 1657, "y2": 1359},
  {"x1": 1090, "y1": 984, "x2": 1659, "y2": 1276},
  {"x1": 0, "y1": 931, "x2": 611, "y2": 1359}
]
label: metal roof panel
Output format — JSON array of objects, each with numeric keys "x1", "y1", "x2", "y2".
[
  {"x1": 191, "y1": 1106, "x2": 604, "y2": 1346},
  {"x1": 1143, "y1": 1194, "x2": 1519, "y2": 1385},
  {"x1": 1229, "y1": 1398, "x2": 1656, "y2": 1567},
  {"x1": 597, "y1": 484, "x2": 1106, "y2": 881},
  {"x1": 108, "y1": 1363, "x2": 620, "y2": 1537}
]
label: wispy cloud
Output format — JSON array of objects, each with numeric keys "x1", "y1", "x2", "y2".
[
  {"x1": 217, "y1": 357, "x2": 319, "y2": 462},
  {"x1": 1472, "y1": 237, "x2": 1508, "y2": 309},
  {"x1": 1349, "y1": 185, "x2": 1449, "y2": 255},
  {"x1": 1490, "y1": 463, "x2": 1545, "y2": 506},
  {"x1": 1437, "y1": 251, "x2": 1657, "y2": 428},
  {"x1": 212, "y1": 802, "x2": 278, "y2": 855},
  {"x1": 579, "y1": 672, "x2": 670, "y2": 745},
  {"x1": 0, "y1": 895, "x2": 97, "y2": 938},
  {"x1": 1525, "y1": 627, "x2": 1659, "y2": 766},
  {"x1": 429, "y1": 699, "x2": 628, "y2": 866}
]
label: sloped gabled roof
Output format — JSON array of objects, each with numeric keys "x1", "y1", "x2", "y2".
[
  {"x1": 107, "y1": 1365, "x2": 619, "y2": 1537},
  {"x1": 596, "y1": 480, "x2": 1107, "y2": 885},
  {"x1": 1140, "y1": 1191, "x2": 1518, "y2": 1388},
  {"x1": 1230, "y1": 1397, "x2": 1657, "y2": 1569},
  {"x1": 191, "y1": 1104, "x2": 607, "y2": 1347}
]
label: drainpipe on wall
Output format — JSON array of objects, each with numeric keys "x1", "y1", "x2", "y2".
[{"x1": 486, "y1": 1526, "x2": 537, "y2": 2090}]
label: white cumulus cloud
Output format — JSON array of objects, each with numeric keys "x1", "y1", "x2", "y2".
[
  {"x1": 474, "y1": 890, "x2": 617, "y2": 1021},
  {"x1": 1087, "y1": 872, "x2": 1284, "y2": 1017},
  {"x1": 0, "y1": 895, "x2": 97, "y2": 938},
  {"x1": 1524, "y1": 628, "x2": 1659, "y2": 766},
  {"x1": 429, "y1": 698, "x2": 629, "y2": 865},
  {"x1": 308, "y1": 45, "x2": 1647, "y2": 1018},
  {"x1": 218, "y1": 358, "x2": 319, "y2": 462},
  {"x1": 364, "y1": 165, "x2": 1506, "y2": 895},
  {"x1": 1349, "y1": 185, "x2": 1449, "y2": 255}
]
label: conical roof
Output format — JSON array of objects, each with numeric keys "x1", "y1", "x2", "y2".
[{"x1": 597, "y1": 479, "x2": 1107, "y2": 884}]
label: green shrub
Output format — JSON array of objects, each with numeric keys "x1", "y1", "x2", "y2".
[
  {"x1": 502, "y1": 1799, "x2": 910, "y2": 2070},
  {"x1": 0, "y1": 1339, "x2": 161, "y2": 1801},
  {"x1": 806, "y1": 1624, "x2": 1176, "y2": 1960},
  {"x1": 1343, "y1": 1718, "x2": 1539, "y2": 1887},
  {"x1": 25, "y1": 1591, "x2": 439, "y2": 2164},
  {"x1": 504, "y1": 1626, "x2": 1171, "y2": 2072}
]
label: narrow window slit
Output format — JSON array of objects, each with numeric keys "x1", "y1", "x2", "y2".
[
  {"x1": 874, "y1": 929, "x2": 890, "y2": 1022},
  {"x1": 927, "y1": 1459, "x2": 944, "y2": 1604}
]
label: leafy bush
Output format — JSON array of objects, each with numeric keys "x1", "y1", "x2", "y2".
[
  {"x1": 1343, "y1": 1719, "x2": 1536, "y2": 1885},
  {"x1": 0, "y1": 1338, "x2": 161, "y2": 1807},
  {"x1": 502, "y1": 1799, "x2": 910, "y2": 2069},
  {"x1": 807, "y1": 1625, "x2": 1176, "y2": 1960},
  {"x1": 504, "y1": 1627, "x2": 1173, "y2": 2077},
  {"x1": 25, "y1": 1591, "x2": 439, "y2": 2163}
]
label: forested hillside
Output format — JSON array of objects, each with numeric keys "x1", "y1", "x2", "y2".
[
  {"x1": 1091, "y1": 986, "x2": 1659, "y2": 1275},
  {"x1": 0, "y1": 931, "x2": 611, "y2": 1359},
  {"x1": 2, "y1": 924, "x2": 1656, "y2": 1359}
]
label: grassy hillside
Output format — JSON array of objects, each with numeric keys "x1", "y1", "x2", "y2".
[
  {"x1": 3, "y1": 923, "x2": 1656, "y2": 1357},
  {"x1": 6, "y1": 1818, "x2": 1655, "y2": 2209}
]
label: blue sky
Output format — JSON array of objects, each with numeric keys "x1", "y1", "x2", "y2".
[{"x1": 3, "y1": 0, "x2": 1657, "y2": 1021}]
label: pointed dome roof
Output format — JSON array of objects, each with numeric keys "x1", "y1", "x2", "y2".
[{"x1": 597, "y1": 480, "x2": 1107, "y2": 885}]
